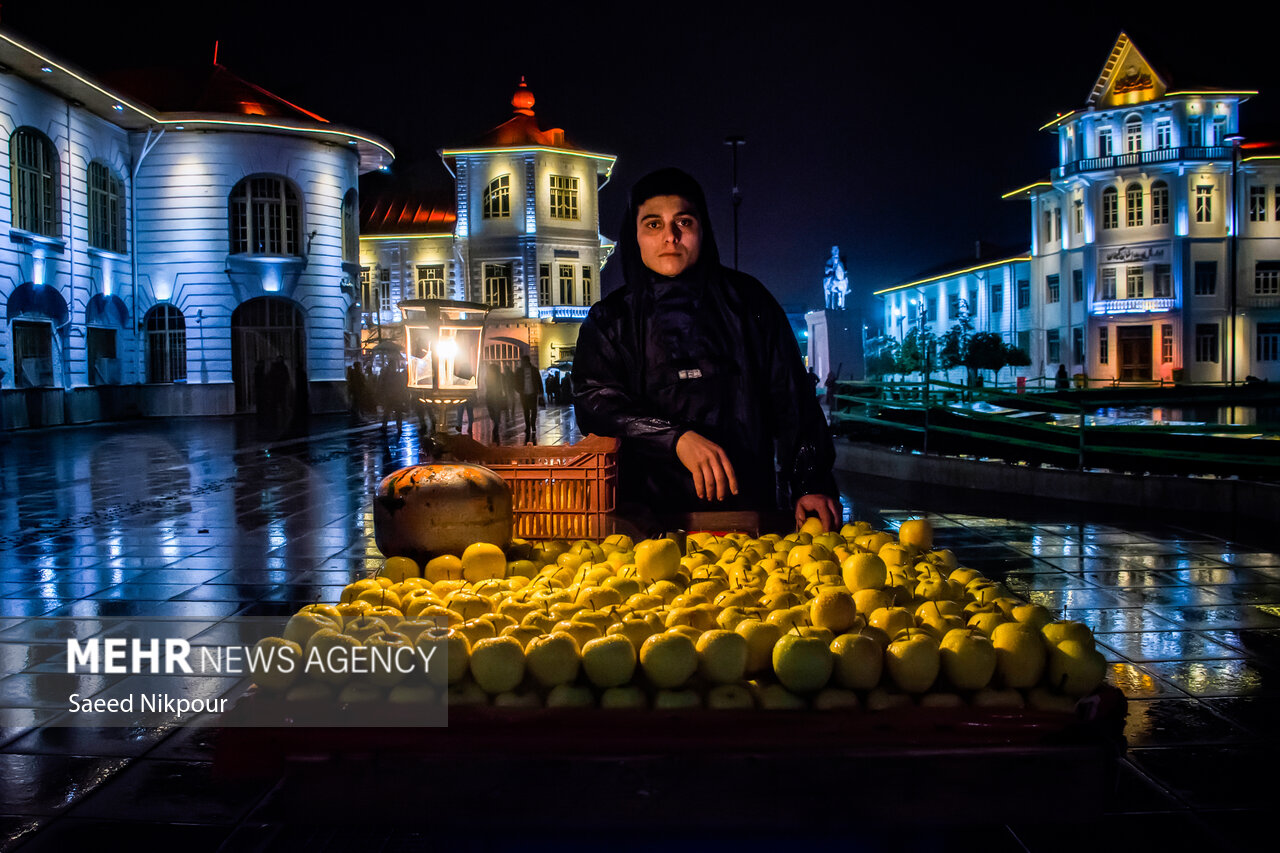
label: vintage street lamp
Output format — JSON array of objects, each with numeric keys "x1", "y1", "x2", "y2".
[{"x1": 399, "y1": 299, "x2": 491, "y2": 435}]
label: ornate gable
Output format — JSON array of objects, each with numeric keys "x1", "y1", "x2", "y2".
[{"x1": 1087, "y1": 33, "x2": 1166, "y2": 108}]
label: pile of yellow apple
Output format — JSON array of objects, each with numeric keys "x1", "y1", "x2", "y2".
[{"x1": 251, "y1": 517, "x2": 1110, "y2": 711}]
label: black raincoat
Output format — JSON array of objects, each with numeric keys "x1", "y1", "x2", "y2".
[{"x1": 573, "y1": 169, "x2": 836, "y2": 515}]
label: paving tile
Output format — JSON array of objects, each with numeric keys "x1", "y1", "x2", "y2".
[
  {"x1": 0, "y1": 754, "x2": 131, "y2": 815},
  {"x1": 1095, "y1": 631, "x2": 1243, "y2": 663},
  {"x1": 1127, "y1": 745, "x2": 1280, "y2": 810},
  {"x1": 1157, "y1": 605, "x2": 1280, "y2": 630},
  {"x1": 1140, "y1": 659, "x2": 1274, "y2": 698},
  {"x1": 1105, "y1": 662, "x2": 1188, "y2": 699},
  {"x1": 1062, "y1": 608, "x2": 1181, "y2": 634},
  {"x1": 1199, "y1": 628, "x2": 1280, "y2": 661},
  {"x1": 65, "y1": 758, "x2": 273, "y2": 824},
  {"x1": 1122, "y1": 698, "x2": 1251, "y2": 747}
]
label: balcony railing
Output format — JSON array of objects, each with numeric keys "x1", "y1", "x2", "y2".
[
  {"x1": 1055, "y1": 146, "x2": 1231, "y2": 178},
  {"x1": 1091, "y1": 297, "x2": 1178, "y2": 315}
]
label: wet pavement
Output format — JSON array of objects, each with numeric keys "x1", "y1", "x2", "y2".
[{"x1": 0, "y1": 408, "x2": 1277, "y2": 851}]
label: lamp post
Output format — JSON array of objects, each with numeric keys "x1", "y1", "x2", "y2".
[
  {"x1": 400, "y1": 299, "x2": 490, "y2": 443},
  {"x1": 1226, "y1": 134, "x2": 1244, "y2": 389},
  {"x1": 725, "y1": 136, "x2": 745, "y2": 270}
]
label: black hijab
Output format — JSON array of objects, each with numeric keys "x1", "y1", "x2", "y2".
[{"x1": 616, "y1": 168, "x2": 723, "y2": 289}]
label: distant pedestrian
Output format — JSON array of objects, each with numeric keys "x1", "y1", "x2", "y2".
[
  {"x1": 347, "y1": 360, "x2": 366, "y2": 417},
  {"x1": 267, "y1": 356, "x2": 292, "y2": 431},
  {"x1": 484, "y1": 363, "x2": 504, "y2": 444},
  {"x1": 824, "y1": 370, "x2": 837, "y2": 410},
  {"x1": 515, "y1": 355, "x2": 544, "y2": 444},
  {"x1": 1055, "y1": 363, "x2": 1070, "y2": 390},
  {"x1": 378, "y1": 359, "x2": 408, "y2": 431},
  {"x1": 545, "y1": 372, "x2": 561, "y2": 406}
]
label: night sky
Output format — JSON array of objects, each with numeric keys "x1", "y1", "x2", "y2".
[{"x1": 6, "y1": 2, "x2": 1280, "y2": 322}]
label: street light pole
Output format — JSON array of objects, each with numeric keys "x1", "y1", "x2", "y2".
[{"x1": 725, "y1": 136, "x2": 745, "y2": 270}]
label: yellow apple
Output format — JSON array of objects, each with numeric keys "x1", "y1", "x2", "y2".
[
  {"x1": 814, "y1": 688, "x2": 861, "y2": 710},
  {"x1": 282, "y1": 607, "x2": 342, "y2": 648},
  {"x1": 524, "y1": 631, "x2": 581, "y2": 687},
  {"x1": 379, "y1": 556, "x2": 421, "y2": 583},
  {"x1": 1047, "y1": 639, "x2": 1107, "y2": 696},
  {"x1": 810, "y1": 589, "x2": 858, "y2": 633},
  {"x1": 830, "y1": 632, "x2": 883, "y2": 690},
  {"x1": 425, "y1": 554, "x2": 465, "y2": 583},
  {"x1": 735, "y1": 619, "x2": 783, "y2": 675},
  {"x1": 885, "y1": 628, "x2": 940, "y2": 693},
  {"x1": 581, "y1": 634, "x2": 637, "y2": 688},
  {"x1": 707, "y1": 683, "x2": 756, "y2": 709},
  {"x1": 897, "y1": 518, "x2": 934, "y2": 550},
  {"x1": 772, "y1": 632, "x2": 834, "y2": 693},
  {"x1": 600, "y1": 685, "x2": 648, "y2": 709},
  {"x1": 468, "y1": 636, "x2": 526, "y2": 695},
  {"x1": 695, "y1": 629, "x2": 749, "y2": 684},
  {"x1": 841, "y1": 552, "x2": 887, "y2": 591},
  {"x1": 249, "y1": 637, "x2": 303, "y2": 693},
  {"x1": 635, "y1": 538, "x2": 682, "y2": 583},
  {"x1": 991, "y1": 621, "x2": 1047, "y2": 688},
  {"x1": 939, "y1": 627, "x2": 997, "y2": 691},
  {"x1": 639, "y1": 631, "x2": 698, "y2": 689}
]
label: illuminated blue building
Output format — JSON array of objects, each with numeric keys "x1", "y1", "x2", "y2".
[
  {"x1": 881, "y1": 33, "x2": 1279, "y2": 385},
  {"x1": 358, "y1": 80, "x2": 616, "y2": 371},
  {"x1": 0, "y1": 28, "x2": 392, "y2": 428}
]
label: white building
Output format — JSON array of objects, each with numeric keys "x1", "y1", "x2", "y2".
[
  {"x1": 359, "y1": 81, "x2": 615, "y2": 371},
  {"x1": 0, "y1": 29, "x2": 391, "y2": 429},
  {"x1": 879, "y1": 33, "x2": 1280, "y2": 386}
]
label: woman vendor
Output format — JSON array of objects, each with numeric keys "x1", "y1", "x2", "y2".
[{"x1": 573, "y1": 168, "x2": 840, "y2": 530}]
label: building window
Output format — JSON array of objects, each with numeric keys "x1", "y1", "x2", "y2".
[
  {"x1": 1102, "y1": 187, "x2": 1118, "y2": 229},
  {"x1": 990, "y1": 283, "x2": 1003, "y2": 314},
  {"x1": 1126, "y1": 184, "x2": 1143, "y2": 227},
  {"x1": 1046, "y1": 329, "x2": 1061, "y2": 363},
  {"x1": 1016, "y1": 330, "x2": 1030, "y2": 358},
  {"x1": 1195, "y1": 185, "x2": 1212, "y2": 223},
  {"x1": 360, "y1": 267, "x2": 377, "y2": 311},
  {"x1": 483, "y1": 175, "x2": 510, "y2": 219},
  {"x1": 379, "y1": 267, "x2": 392, "y2": 312},
  {"x1": 1101, "y1": 268, "x2": 1117, "y2": 301},
  {"x1": 925, "y1": 296, "x2": 937, "y2": 323},
  {"x1": 1256, "y1": 261, "x2": 1280, "y2": 296},
  {"x1": 1099, "y1": 326, "x2": 1109, "y2": 365},
  {"x1": 549, "y1": 175, "x2": 579, "y2": 220},
  {"x1": 483, "y1": 262, "x2": 512, "y2": 308},
  {"x1": 416, "y1": 264, "x2": 446, "y2": 299},
  {"x1": 1043, "y1": 210, "x2": 1052, "y2": 244},
  {"x1": 1250, "y1": 186, "x2": 1268, "y2": 222},
  {"x1": 1194, "y1": 261, "x2": 1217, "y2": 296},
  {"x1": 1072, "y1": 269, "x2": 1084, "y2": 302},
  {"x1": 342, "y1": 189, "x2": 359, "y2": 262},
  {"x1": 1161, "y1": 324, "x2": 1174, "y2": 364},
  {"x1": 1187, "y1": 117, "x2": 1202, "y2": 147},
  {"x1": 1016, "y1": 278, "x2": 1030, "y2": 310},
  {"x1": 1195, "y1": 324, "x2": 1219, "y2": 363},
  {"x1": 88, "y1": 162, "x2": 126, "y2": 253},
  {"x1": 145, "y1": 304, "x2": 187, "y2": 383},
  {"x1": 1074, "y1": 199, "x2": 1083, "y2": 233},
  {"x1": 1054, "y1": 208, "x2": 1062, "y2": 241},
  {"x1": 229, "y1": 175, "x2": 301, "y2": 255},
  {"x1": 1125, "y1": 116, "x2": 1142, "y2": 153},
  {"x1": 1211, "y1": 117, "x2": 1227, "y2": 146},
  {"x1": 1073, "y1": 327, "x2": 1084, "y2": 364},
  {"x1": 538, "y1": 264, "x2": 551, "y2": 307},
  {"x1": 1155, "y1": 118, "x2": 1172, "y2": 150},
  {"x1": 1154, "y1": 264, "x2": 1172, "y2": 298},
  {"x1": 12, "y1": 320, "x2": 55, "y2": 387},
  {"x1": 582, "y1": 265, "x2": 593, "y2": 305},
  {"x1": 1126, "y1": 266, "x2": 1145, "y2": 299},
  {"x1": 10, "y1": 128, "x2": 60, "y2": 237},
  {"x1": 1151, "y1": 181, "x2": 1169, "y2": 225},
  {"x1": 1276, "y1": 186, "x2": 1280, "y2": 222},
  {"x1": 558, "y1": 264, "x2": 575, "y2": 304},
  {"x1": 1098, "y1": 128, "x2": 1113, "y2": 157},
  {"x1": 1259, "y1": 323, "x2": 1280, "y2": 362},
  {"x1": 948, "y1": 292, "x2": 960, "y2": 317},
  {"x1": 1046, "y1": 274, "x2": 1060, "y2": 304}
]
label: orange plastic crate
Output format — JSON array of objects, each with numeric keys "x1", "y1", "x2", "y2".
[{"x1": 445, "y1": 434, "x2": 619, "y2": 540}]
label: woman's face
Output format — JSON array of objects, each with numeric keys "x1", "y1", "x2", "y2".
[{"x1": 636, "y1": 195, "x2": 702, "y2": 277}]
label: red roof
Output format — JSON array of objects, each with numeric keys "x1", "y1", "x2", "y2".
[
  {"x1": 361, "y1": 189, "x2": 457, "y2": 236},
  {"x1": 102, "y1": 63, "x2": 328, "y2": 122},
  {"x1": 449, "y1": 79, "x2": 579, "y2": 151}
]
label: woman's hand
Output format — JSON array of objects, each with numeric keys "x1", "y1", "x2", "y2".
[
  {"x1": 676, "y1": 431, "x2": 739, "y2": 501},
  {"x1": 795, "y1": 493, "x2": 841, "y2": 532}
]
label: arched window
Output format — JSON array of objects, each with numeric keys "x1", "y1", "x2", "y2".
[
  {"x1": 483, "y1": 175, "x2": 510, "y2": 219},
  {"x1": 1151, "y1": 181, "x2": 1169, "y2": 225},
  {"x1": 342, "y1": 188, "x2": 359, "y2": 263},
  {"x1": 10, "y1": 128, "x2": 60, "y2": 237},
  {"x1": 229, "y1": 175, "x2": 302, "y2": 255},
  {"x1": 1124, "y1": 115, "x2": 1143, "y2": 153},
  {"x1": 1126, "y1": 183, "x2": 1144, "y2": 227},
  {"x1": 483, "y1": 262, "x2": 512, "y2": 308},
  {"x1": 1101, "y1": 187, "x2": 1119, "y2": 229},
  {"x1": 145, "y1": 304, "x2": 187, "y2": 383},
  {"x1": 88, "y1": 161, "x2": 127, "y2": 253}
]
